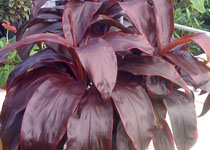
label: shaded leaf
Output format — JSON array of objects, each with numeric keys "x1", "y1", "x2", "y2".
[
  {"x1": 67, "y1": 85, "x2": 113, "y2": 150},
  {"x1": 116, "y1": 121, "x2": 135, "y2": 150},
  {"x1": 0, "y1": 33, "x2": 71, "y2": 63},
  {"x1": 146, "y1": 76, "x2": 172, "y2": 99},
  {"x1": 62, "y1": 1, "x2": 102, "y2": 46},
  {"x1": 163, "y1": 90, "x2": 198, "y2": 150},
  {"x1": 31, "y1": 0, "x2": 48, "y2": 18},
  {"x1": 199, "y1": 94, "x2": 210, "y2": 116},
  {"x1": 76, "y1": 38, "x2": 117, "y2": 100},
  {"x1": 165, "y1": 50, "x2": 210, "y2": 88},
  {"x1": 112, "y1": 72, "x2": 154, "y2": 150},
  {"x1": 20, "y1": 76, "x2": 85, "y2": 150},
  {"x1": 90, "y1": 15, "x2": 133, "y2": 34},
  {"x1": 152, "y1": 0, "x2": 174, "y2": 51},
  {"x1": 103, "y1": 32, "x2": 154, "y2": 55},
  {"x1": 119, "y1": 56, "x2": 189, "y2": 92},
  {"x1": 153, "y1": 121, "x2": 175, "y2": 150},
  {"x1": 119, "y1": 0, "x2": 156, "y2": 45}
]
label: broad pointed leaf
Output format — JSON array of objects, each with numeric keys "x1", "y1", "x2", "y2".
[
  {"x1": 20, "y1": 77, "x2": 85, "y2": 150},
  {"x1": 62, "y1": 1, "x2": 102, "y2": 46},
  {"x1": 153, "y1": 121, "x2": 175, "y2": 150},
  {"x1": 0, "y1": 67, "x2": 66, "y2": 150},
  {"x1": 0, "y1": 33, "x2": 71, "y2": 63},
  {"x1": 162, "y1": 33, "x2": 210, "y2": 61},
  {"x1": 116, "y1": 121, "x2": 135, "y2": 150},
  {"x1": 31, "y1": 0, "x2": 48, "y2": 18},
  {"x1": 7, "y1": 49, "x2": 72, "y2": 89},
  {"x1": 119, "y1": 0, "x2": 156, "y2": 45},
  {"x1": 119, "y1": 56, "x2": 189, "y2": 92},
  {"x1": 76, "y1": 38, "x2": 117, "y2": 100},
  {"x1": 163, "y1": 90, "x2": 198, "y2": 150},
  {"x1": 165, "y1": 50, "x2": 210, "y2": 88},
  {"x1": 103, "y1": 32, "x2": 154, "y2": 55},
  {"x1": 152, "y1": 0, "x2": 174, "y2": 51},
  {"x1": 199, "y1": 94, "x2": 210, "y2": 116},
  {"x1": 112, "y1": 72, "x2": 154, "y2": 150},
  {"x1": 66, "y1": 86, "x2": 113, "y2": 150}
]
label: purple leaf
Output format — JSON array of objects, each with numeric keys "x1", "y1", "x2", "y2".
[
  {"x1": 0, "y1": 33, "x2": 71, "y2": 63},
  {"x1": 153, "y1": 121, "x2": 175, "y2": 150},
  {"x1": 76, "y1": 38, "x2": 117, "y2": 100},
  {"x1": 152, "y1": 0, "x2": 174, "y2": 51},
  {"x1": 163, "y1": 90, "x2": 198, "y2": 150},
  {"x1": 165, "y1": 50, "x2": 210, "y2": 88},
  {"x1": 0, "y1": 67, "x2": 66, "y2": 150},
  {"x1": 116, "y1": 121, "x2": 135, "y2": 150},
  {"x1": 62, "y1": 1, "x2": 102, "y2": 46},
  {"x1": 199, "y1": 94, "x2": 210, "y2": 117},
  {"x1": 119, "y1": 56, "x2": 190, "y2": 92},
  {"x1": 112, "y1": 72, "x2": 154, "y2": 150},
  {"x1": 162, "y1": 33, "x2": 210, "y2": 61},
  {"x1": 103, "y1": 32, "x2": 154, "y2": 55},
  {"x1": 7, "y1": 49, "x2": 73, "y2": 89},
  {"x1": 31, "y1": 0, "x2": 49, "y2": 18},
  {"x1": 20, "y1": 76, "x2": 85, "y2": 150},
  {"x1": 67, "y1": 85, "x2": 113, "y2": 150},
  {"x1": 119, "y1": 0, "x2": 156, "y2": 45},
  {"x1": 89, "y1": 15, "x2": 133, "y2": 34}
]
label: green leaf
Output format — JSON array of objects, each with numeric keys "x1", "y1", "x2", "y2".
[
  {"x1": 190, "y1": 0, "x2": 205, "y2": 13},
  {"x1": 0, "y1": 65, "x2": 15, "y2": 88}
]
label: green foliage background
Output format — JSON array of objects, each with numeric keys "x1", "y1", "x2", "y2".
[{"x1": 0, "y1": 0, "x2": 31, "y2": 24}]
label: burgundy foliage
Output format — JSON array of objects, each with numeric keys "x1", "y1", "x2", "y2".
[{"x1": 0, "y1": 0, "x2": 210, "y2": 150}]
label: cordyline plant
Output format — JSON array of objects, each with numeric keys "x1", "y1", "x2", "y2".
[{"x1": 0, "y1": 0, "x2": 210, "y2": 150}]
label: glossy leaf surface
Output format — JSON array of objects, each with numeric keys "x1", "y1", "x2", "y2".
[
  {"x1": 165, "y1": 50, "x2": 210, "y2": 88},
  {"x1": 62, "y1": 1, "x2": 102, "y2": 46},
  {"x1": 152, "y1": 0, "x2": 174, "y2": 51},
  {"x1": 119, "y1": 0, "x2": 156, "y2": 45},
  {"x1": 20, "y1": 76, "x2": 85, "y2": 150},
  {"x1": 103, "y1": 32, "x2": 154, "y2": 55},
  {"x1": 112, "y1": 73, "x2": 154, "y2": 150},
  {"x1": 67, "y1": 86, "x2": 113, "y2": 150},
  {"x1": 119, "y1": 56, "x2": 189, "y2": 92},
  {"x1": 76, "y1": 38, "x2": 117, "y2": 100},
  {"x1": 163, "y1": 91, "x2": 197, "y2": 150}
]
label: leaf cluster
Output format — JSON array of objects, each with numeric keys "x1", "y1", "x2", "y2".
[
  {"x1": 0, "y1": 0, "x2": 210, "y2": 150},
  {"x1": 0, "y1": 0, "x2": 31, "y2": 24}
]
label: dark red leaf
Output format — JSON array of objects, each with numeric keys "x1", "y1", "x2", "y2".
[
  {"x1": 165, "y1": 50, "x2": 210, "y2": 88},
  {"x1": 111, "y1": 72, "x2": 154, "y2": 150},
  {"x1": 89, "y1": 15, "x2": 133, "y2": 34},
  {"x1": 103, "y1": 32, "x2": 154, "y2": 55},
  {"x1": 163, "y1": 90, "x2": 198, "y2": 150},
  {"x1": 146, "y1": 76, "x2": 172, "y2": 99},
  {"x1": 76, "y1": 38, "x2": 117, "y2": 100},
  {"x1": 62, "y1": 1, "x2": 102, "y2": 46},
  {"x1": 119, "y1": 0, "x2": 156, "y2": 45},
  {"x1": 7, "y1": 49, "x2": 73, "y2": 89},
  {"x1": 119, "y1": 56, "x2": 190, "y2": 92},
  {"x1": 20, "y1": 76, "x2": 85, "y2": 150},
  {"x1": 116, "y1": 121, "x2": 135, "y2": 150},
  {"x1": 199, "y1": 94, "x2": 210, "y2": 117},
  {"x1": 31, "y1": 0, "x2": 48, "y2": 18},
  {"x1": 66, "y1": 85, "x2": 113, "y2": 150},
  {"x1": 161, "y1": 33, "x2": 210, "y2": 61},
  {"x1": 153, "y1": 121, "x2": 175, "y2": 150},
  {"x1": 0, "y1": 67, "x2": 66, "y2": 150},
  {"x1": 152, "y1": 0, "x2": 174, "y2": 51},
  {"x1": 151, "y1": 100, "x2": 175, "y2": 150},
  {"x1": 0, "y1": 33, "x2": 71, "y2": 63}
]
